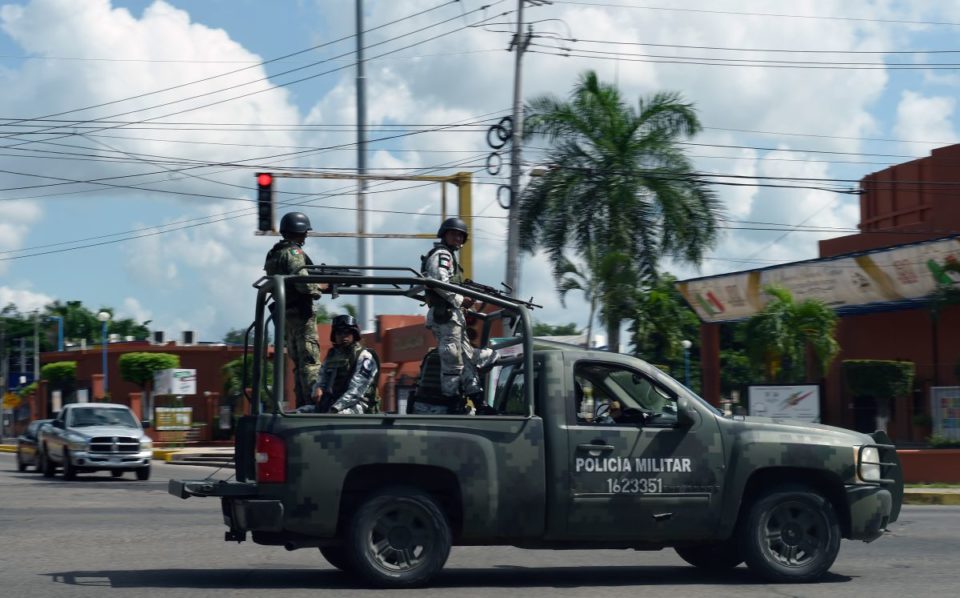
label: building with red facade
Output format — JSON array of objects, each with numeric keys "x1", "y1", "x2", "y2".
[{"x1": 681, "y1": 144, "x2": 960, "y2": 443}]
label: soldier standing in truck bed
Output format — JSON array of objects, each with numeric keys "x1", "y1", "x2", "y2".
[
  {"x1": 418, "y1": 217, "x2": 497, "y2": 413},
  {"x1": 263, "y1": 212, "x2": 325, "y2": 408}
]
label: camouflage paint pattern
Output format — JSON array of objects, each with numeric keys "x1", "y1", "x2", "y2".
[
  {"x1": 174, "y1": 322, "x2": 901, "y2": 550},
  {"x1": 259, "y1": 413, "x2": 546, "y2": 541}
]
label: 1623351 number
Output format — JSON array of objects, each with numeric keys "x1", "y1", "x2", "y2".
[{"x1": 606, "y1": 477, "x2": 663, "y2": 494}]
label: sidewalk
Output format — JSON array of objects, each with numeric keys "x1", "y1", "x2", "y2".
[{"x1": 3, "y1": 442, "x2": 959, "y2": 505}]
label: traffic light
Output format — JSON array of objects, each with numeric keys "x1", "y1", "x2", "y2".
[{"x1": 256, "y1": 172, "x2": 274, "y2": 232}]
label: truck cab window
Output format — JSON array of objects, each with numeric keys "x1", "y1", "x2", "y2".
[
  {"x1": 491, "y1": 361, "x2": 542, "y2": 416},
  {"x1": 573, "y1": 362, "x2": 678, "y2": 426}
]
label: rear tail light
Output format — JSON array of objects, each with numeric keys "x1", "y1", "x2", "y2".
[{"x1": 255, "y1": 432, "x2": 286, "y2": 483}]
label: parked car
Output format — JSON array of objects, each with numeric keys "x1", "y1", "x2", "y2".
[
  {"x1": 16, "y1": 419, "x2": 53, "y2": 472},
  {"x1": 39, "y1": 403, "x2": 153, "y2": 480}
]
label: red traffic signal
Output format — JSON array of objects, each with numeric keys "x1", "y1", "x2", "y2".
[{"x1": 256, "y1": 173, "x2": 274, "y2": 232}]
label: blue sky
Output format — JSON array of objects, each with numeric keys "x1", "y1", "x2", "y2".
[{"x1": 1, "y1": 0, "x2": 959, "y2": 346}]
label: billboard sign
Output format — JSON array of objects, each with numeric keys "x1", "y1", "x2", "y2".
[
  {"x1": 154, "y1": 369, "x2": 197, "y2": 396},
  {"x1": 677, "y1": 236, "x2": 960, "y2": 322},
  {"x1": 748, "y1": 385, "x2": 821, "y2": 423}
]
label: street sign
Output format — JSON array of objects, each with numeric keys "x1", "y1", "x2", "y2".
[{"x1": 154, "y1": 369, "x2": 197, "y2": 395}]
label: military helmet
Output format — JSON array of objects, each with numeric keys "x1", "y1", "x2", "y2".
[
  {"x1": 279, "y1": 212, "x2": 312, "y2": 236},
  {"x1": 330, "y1": 314, "x2": 361, "y2": 342},
  {"x1": 437, "y1": 217, "x2": 468, "y2": 243}
]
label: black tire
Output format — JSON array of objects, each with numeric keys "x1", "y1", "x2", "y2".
[
  {"x1": 41, "y1": 448, "x2": 55, "y2": 478},
  {"x1": 346, "y1": 486, "x2": 452, "y2": 588},
  {"x1": 111, "y1": 470, "x2": 124, "y2": 478},
  {"x1": 319, "y1": 545, "x2": 355, "y2": 573},
  {"x1": 740, "y1": 485, "x2": 841, "y2": 583},
  {"x1": 62, "y1": 449, "x2": 77, "y2": 480},
  {"x1": 136, "y1": 466, "x2": 151, "y2": 481},
  {"x1": 16, "y1": 451, "x2": 26, "y2": 472},
  {"x1": 675, "y1": 538, "x2": 744, "y2": 571}
]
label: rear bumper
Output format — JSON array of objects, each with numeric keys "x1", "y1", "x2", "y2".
[{"x1": 168, "y1": 479, "x2": 283, "y2": 535}]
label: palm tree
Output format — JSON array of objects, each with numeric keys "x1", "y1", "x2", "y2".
[
  {"x1": 743, "y1": 285, "x2": 840, "y2": 383},
  {"x1": 518, "y1": 70, "x2": 721, "y2": 350},
  {"x1": 554, "y1": 250, "x2": 600, "y2": 347}
]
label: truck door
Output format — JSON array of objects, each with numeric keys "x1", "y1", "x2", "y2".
[{"x1": 563, "y1": 359, "x2": 725, "y2": 542}]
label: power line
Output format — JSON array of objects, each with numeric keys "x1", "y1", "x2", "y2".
[
  {"x1": 0, "y1": 0, "x2": 459, "y2": 135},
  {"x1": 0, "y1": 1, "x2": 509, "y2": 151},
  {"x1": 549, "y1": 1, "x2": 960, "y2": 27}
]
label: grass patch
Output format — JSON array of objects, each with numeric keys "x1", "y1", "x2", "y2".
[{"x1": 906, "y1": 483, "x2": 960, "y2": 489}]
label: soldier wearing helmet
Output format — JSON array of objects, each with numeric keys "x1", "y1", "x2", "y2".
[
  {"x1": 263, "y1": 211, "x2": 325, "y2": 408},
  {"x1": 417, "y1": 217, "x2": 497, "y2": 414},
  {"x1": 310, "y1": 315, "x2": 380, "y2": 414}
]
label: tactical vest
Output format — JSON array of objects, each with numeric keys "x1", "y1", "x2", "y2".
[
  {"x1": 324, "y1": 343, "x2": 380, "y2": 412},
  {"x1": 420, "y1": 243, "x2": 463, "y2": 307},
  {"x1": 264, "y1": 239, "x2": 314, "y2": 311}
]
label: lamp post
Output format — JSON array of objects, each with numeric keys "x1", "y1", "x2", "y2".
[
  {"x1": 48, "y1": 316, "x2": 64, "y2": 352},
  {"x1": 681, "y1": 339, "x2": 692, "y2": 387},
  {"x1": 97, "y1": 311, "x2": 111, "y2": 398}
]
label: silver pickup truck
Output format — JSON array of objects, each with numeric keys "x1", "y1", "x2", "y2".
[{"x1": 39, "y1": 402, "x2": 154, "y2": 480}]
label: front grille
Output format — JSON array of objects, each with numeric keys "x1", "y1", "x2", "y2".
[{"x1": 89, "y1": 436, "x2": 141, "y2": 454}]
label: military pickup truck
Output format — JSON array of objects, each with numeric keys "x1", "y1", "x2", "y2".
[{"x1": 170, "y1": 266, "x2": 903, "y2": 588}]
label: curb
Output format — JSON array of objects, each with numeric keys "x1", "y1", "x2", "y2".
[
  {"x1": 0, "y1": 445, "x2": 14, "y2": 454},
  {"x1": 903, "y1": 491, "x2": 960, "y2": 506}
]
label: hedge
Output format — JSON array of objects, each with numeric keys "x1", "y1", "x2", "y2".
[{"x1": 842, "y1": 360, "x2": 915, "y2": 399}]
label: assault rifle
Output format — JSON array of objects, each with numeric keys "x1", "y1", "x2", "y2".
[
  {"x1": 302, "y1": 264, "x2": 364, "y2": 299},
  {"x1": 461, "y1": 279, "x2": 542, "y2": 310}
]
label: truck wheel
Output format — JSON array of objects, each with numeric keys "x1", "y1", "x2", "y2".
[
  {"x1": 16, "y1": 451, "x2": 27, "y2": 472},
  {"x1": 675, "y1": 538, "x2": 743, "y2": 571},
  {"x1": 319, "y1": 546, "x2": 355, "y2": 573},
  {"x1": 346, "y1": 486, "x2": 451, "y2": 588},
  {"x1": 740, "y1": 485, "x2": 841, "y2": 583},
  {"x1": 41, "y1": 448, "x2": 56, "y2": 478},
  {"x1": 62, "y1": 449, "x2": 77, "y2": 480},
  {"x1": 136, "y1": 466, "x2": 151, "y2": 481}
]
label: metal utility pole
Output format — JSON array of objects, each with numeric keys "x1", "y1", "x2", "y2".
[
  {"x1": 33, "y1": 311, "x2": 39, "y2": 383},
  {"x1": 356, "y1": 0, "x2": 374, "y2": 333},
  {"x1": 506, "y1": 1, "x2": 537, "y2": 297}
]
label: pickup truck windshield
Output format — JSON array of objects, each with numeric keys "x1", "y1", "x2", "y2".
[{"x1": 69, "y1": 407, "x2": 139, "y2": 428}]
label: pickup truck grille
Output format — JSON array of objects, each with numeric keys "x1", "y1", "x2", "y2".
[{"x1": 89, "y1": 436, "x2": 141, "y2": 454}]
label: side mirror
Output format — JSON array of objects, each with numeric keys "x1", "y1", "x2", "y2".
[
  {"x1": 141, "y1": 420, "x2": 151, "y2": 429},
  {"x1": 677, "y1": 399, "x2": 699, "y2": 428},
  {"x1": 53, "y1": 420, "x2": 65, "y2": 429}
]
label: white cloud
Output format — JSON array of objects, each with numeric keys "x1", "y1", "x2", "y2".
[
  {"x1": 3, "y1": 0, "x2": 958, "y2": 339},
  {"x1": 893, "y1": 90, "x2": 957, "y2": 154},
  {"x1": 0, "y1": 286, "x2": 53, "y2": 312}
]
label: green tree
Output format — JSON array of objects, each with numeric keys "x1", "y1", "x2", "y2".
[
  {"x1": 119, "y1": 352, "x2": 180, "y2": 391},
  {"x1": 554, "y1": 250, "x2": 601, "y2": 346},
  {"x1": 843, "y1": 360, "x2": 915, "y2": 433},
  {"x1": 223, "y1": 328, "x2": 247, "y2": 344},
  {"x1": 532, "y1": 321, "x2": 580, "y2": 336},
  {"x1": 518, "y1": 70, "x2": 721, "y2": 351},
  {"x1": 629, "y1": 273, "x2": 699, "y2": 366},
  {"x1": 40, "y1": 361, "x2": 76, "y2": 392},
  {"x1": 743, "y1": 285, "x2": 840, "y2": 383},
  {"x1": 221, "y1": 357, "x2": 273, "y2": 398}
]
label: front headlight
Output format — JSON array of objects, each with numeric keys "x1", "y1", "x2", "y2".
[
  {"x1": 859, "y1": 446, "x2": 881, "y2": 482},
  {"x1": 140, "y1": 438, "x2": 153, "y2": 450},
  {"x1": 66, "y1": 435, "x2": 87, "y2": 451}
]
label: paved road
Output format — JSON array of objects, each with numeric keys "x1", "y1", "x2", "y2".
[{"x1": 1, "y1": 452, "x2": 957, "y2": 598}]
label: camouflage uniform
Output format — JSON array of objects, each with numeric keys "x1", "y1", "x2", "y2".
[
  {"x1": 315, "y1": 342, "x2": 379, "y2": 414},
  {"x1": 264, "y1": 239, "x2": 323, "y2": 407},
  {"x1": 421, "y1": 242, "x2": 496, "y2": 406}
]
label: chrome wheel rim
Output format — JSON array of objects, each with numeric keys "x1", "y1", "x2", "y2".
[{"x1": 365, "y1": 503, "x2": 433, "y2": 573}]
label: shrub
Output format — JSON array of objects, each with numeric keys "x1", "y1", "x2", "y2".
[{"x1": 842, "y1": 360, "x2": 915, "y2": 398}]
